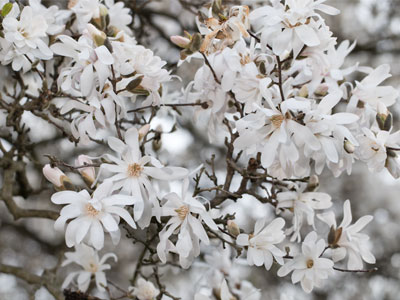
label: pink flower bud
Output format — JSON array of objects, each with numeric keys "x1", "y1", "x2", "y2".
[
  {"x1": 75, "y1": 155, "x2": 96, "y2": 186},
  {"x1": 43, "y1": 164, "x2": 69, "y2": 189},
  {"x1": 170, "y1": 35, "x2": 190, "y2": 48}
]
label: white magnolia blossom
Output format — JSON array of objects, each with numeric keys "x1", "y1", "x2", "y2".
[
  {"x1": 194, "y1": 279, "x2": 235, "y2": 300},
  {"x1": 349, "y1": 64, "x2": 399, "y2": 110},
  {"x1": 130, "y1": 278, "x2": 160, "y2": 300},
  {"x1": 276, "y1": 188, "x2": 332, "y2": 242},
  {"x1": 112, "y1": 41, "x2": 171, "y2": 106},
  {"x1": 62, "y1": 244, "x2": 117, "y2": 292},
  {"x1": 250, "y1": 0, "x2": 340, "y2": 56},
  {"x1": 357, "y1": 128, "x2": 400, "y2": 173},
  {"x1": 69, "y1": 0, "x2": 132, "y2": 34},
  {"x1": 8, "y1": 0, "x2": 392, "y2": 296},
  {"x1": 277, "y1": 231, "x2": 334, "y2": 293},
  {"x1": 51, "y1": 25, "x2": 114, "y2": 97},
  {"x1": 318, "y1": 200, "x2": 376, "y2": 269},
  {"x1": 236, "y1": 217, "x2": 286, "y2": 270},
  {"x1": 51, "y1": 181, "x2": 137, "y2": 249},
  {"x1": 100, "y1": 127, "x2": 188, "y2": 227},
  {"x1": 157, "y1": 179, "x2": 218, "y2": 268},
  {"x1": 0, "y1": 4, "x2": 53, "y2": 72}
]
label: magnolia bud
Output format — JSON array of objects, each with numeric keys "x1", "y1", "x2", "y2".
[
  {"x1": 138, "y1": 124, "x2": 151, "y2": 141},
  {"x1": 75, "y1": 155, "x2": 96, "y2": 186},
  {"x1": 170, "y1": 35, "x2": 190, "y2": 48},
  {"x1": 306, "y1": 175, "x2": 319, "y2": 191},
  {"x1": 99, "y1": 4, "x2": 108, "y2": 17},
  {"x1": 376, "y1": 102, "x2": 392, "y2": 131},
  {"x1": 298, "y1": 85, "x2": 308, "y2": 98},
  {"x1": 43, "y1": 164, "x2": 71, "y2": 190},
  {"x1": 227, "y1": 220, "x2": 240, "y2": 237},
  {"x1": 87, "y1": 24, "x2": 106, "y2": 47},
  {"x1": 344, "y1": 140, "x2": 355, "y2": 154},
  {"x1": 315, "y1": 84, "x2": 328, "y2": 96},
  {"x1": 152, "y1": 125, "x2": 162, "y2": 151}
]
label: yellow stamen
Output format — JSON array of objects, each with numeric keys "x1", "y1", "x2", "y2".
[
  {"x1": 175, "y1": 205, "x2": 190, "y2": 220},
  {"x1": 127, "y1": 163, "x2": 143, "y2": 177},
  {"x1": 85, "y1": 204, "x2": 100, "y2": 217},
  {"x1": 271, "y1": 114, "x2": 285, "y2": 128},
  {"x1": 306, "y1": 259, "x2": 314, "y2": 268}
]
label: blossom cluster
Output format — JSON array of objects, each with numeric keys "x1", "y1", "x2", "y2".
[{"x1": 2, "y1": 0, "x2": 395, "y2": 297}]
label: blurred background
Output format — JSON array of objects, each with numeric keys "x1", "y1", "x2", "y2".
[{"x1": 1, "y1": 0, "x2": 400, "y2": 299}]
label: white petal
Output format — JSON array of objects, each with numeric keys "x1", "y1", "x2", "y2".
[{"x1": 295, "y1": 25, "x2": 320, "y2": 47}]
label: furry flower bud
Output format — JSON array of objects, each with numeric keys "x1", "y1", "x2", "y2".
[
  {"x1": 43, "y1": 164, "x2": 71, "y2": 190},
  {"x1": 75, "y1": 155, "x2": 96, "y2": 186}
]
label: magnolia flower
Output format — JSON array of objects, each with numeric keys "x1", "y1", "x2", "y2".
[
  {"x1": 234, "y1": 98, "x2": 320, "y2": 171},
  {"x1": 59, "y1": 91, "x2": 122, "y2": 145},
  {"x1": 276, "y1": 189, "x2": 332, "y2": 242},
  {"x1": 199, "y1": 5, "x2": 250, "y2": 53},
  {"x1": 357, "y1": 128, "x2": 400, "y2": 173},
  {"x1": 112, "y1": 41, "x2": 171, "y2": 106},
  {"x1": 100, "y1": 127, "x2": 188, "y2": 227},
  {"x1": 349, "y1": 64, "x2": 399, "y2": 110},
  {"x1": 237, "y1": 218, "x2": 286, "y2": 270},
  {"x1": 195, "y1": 279, "x2": 234, "y2": 300},
  {"x1": 0, "y1": 5, "x2": 53, "y2": 72},
  {"x1": 51, "y1": 26, "x2": 114, "y2": 96},
  {"x1": 157, "y1": 179, "x2": 218, "y2": 268},
  {"x1": 250, "y1": 0, "x2": 339, "y2": 57},
  {"x1": 70, "y1": 0, "x2": 132, "y2": 34},
  {"x1": 277, "y1": 231, "x2": 334, "y2": 293},
  {"x1": 317, "y1": 200, "x2": 375, "y2": 269},
  {"x1": 130, "y1": 278, "x2": 160, "y2": 300},
  {"x1": 29, "y1": 0, "x2": 70, "y2": 35},
  {"x1": 231, "y1": 61, "x2": 272, "y2": 113},
  {"x1": 51, "y1": 181, "x2": 137, "y2": 249},
  {"x1": 62, "y1": 244, "x2": 116, "y2": 292}
]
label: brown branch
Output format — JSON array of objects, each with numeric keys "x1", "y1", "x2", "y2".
[{"x1": 0, "y1": 264, "x2": 63, "y2": 300}]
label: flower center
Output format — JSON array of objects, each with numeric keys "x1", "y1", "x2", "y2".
[
  {"x1": 85, "y1": 203, "x2": 100, "y2": 217},
  {"x1": 371, "y1": 143, "x2": 380, "y2": 152},
  {"x1": 271, "y1": 114, "x2": 285, "y2": 128},
  {"x1": 306, "y1": 259, "x2": 314, "y2": 269},
  {"x1": 128, "y1": 163, "x2": 143, "y2": 177},
  {"x1": 175, "y1": 205, "x2": 190, "y2": 221},
  {"x1": 88, "y1": 262, "x2": 98, "y2": 273}
]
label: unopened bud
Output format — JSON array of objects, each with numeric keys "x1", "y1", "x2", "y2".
[
  {"x1": 75, "y1": 155, "x2": 96, "y2": 186},
  {"x1": 328, "y1": 226, "x2": 342, "y2": 248},
  {"x1": 298, "y1": 85, "x2": 308, "y2": 98},
  {"x1": 315, "y1": 84, "x2": 329, "y2": 96},
  {"x1": 87, "y1": 24, "x2": 106, "y2": 47},
  {"x1": 170, "y1": 35, "x2": 190, "y2": 48},
  {"x1": 152, "y1": 125, "x2": 162, "y2": 151},
  {"x1": 43, "y1": 164, "x2": 72, "y2": 190},
  {"x1": 227, "y1": 220, "x2": 240, "y2": 237},
  {"x1": 306, "y1": 175, "x2": 319, "y2": 191},
  {"x1": 126, "y1": 76, "x2": 144, "y2": 92},
  {"x1": 99, "y1": 4, "x2": 108, "y2": 17},
  {"x1": 189, "y1": 33, "x2": 203, "y2": 53},
  {"x1": 344, "y1": 140, "x2": 355, "y2": 154},
  {"x1": 138, "y1": 124, "x2": 151, "y2": 141},
  {"x1": 376, "y1": 103, "x2": 392, "y2": 131}
]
